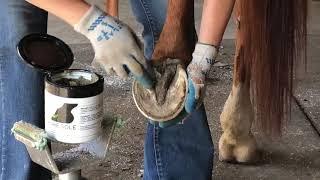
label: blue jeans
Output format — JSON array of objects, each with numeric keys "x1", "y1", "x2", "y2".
[
  {"x1": 0, "y1": 1, "x2": 50, "y2": 180},
  {"x1": 130, "y1": 1, "x2": 214, "y2": 179}
]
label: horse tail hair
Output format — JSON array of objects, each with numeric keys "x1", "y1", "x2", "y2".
[{"x1": 238, "y1": 0, "x2": 308, "y2": 136}]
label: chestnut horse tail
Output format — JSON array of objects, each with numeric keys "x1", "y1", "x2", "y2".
[{"x1": 237, "y1": 0, "x2": 308, "y2": 136}]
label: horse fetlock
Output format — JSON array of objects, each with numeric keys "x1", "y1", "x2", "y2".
[{"x1": 220, "y1": 85, "x2": 253, "y2": 134}]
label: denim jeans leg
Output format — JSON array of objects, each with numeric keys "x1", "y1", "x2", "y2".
[
  {"x1": 155, "y1": 105, "x2": 214, "y2": 180},
  {"x1": 130, "y1": 1, "x2": 214, "y2": 179},
  {"x1": 0, "y1": 1, "x2": 50, "y2": 180},
  {"x1": 129, "y1": 0, "x2": 168, "y2": 60}
]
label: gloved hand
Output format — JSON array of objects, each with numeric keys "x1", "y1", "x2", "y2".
[
  {"x1": 185, "y1": 43, "x2": 219, "y2": 113},
  {"x1": 74, "y1": 6, "x2": 154, "y2": 89}
]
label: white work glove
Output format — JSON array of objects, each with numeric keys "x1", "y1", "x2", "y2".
[
  {"x1": 74, "y1": 6, "x2": 153, "y2": 89},
  {"x1": 185, "y1": 43, "x2": 219, "y2": 113}
]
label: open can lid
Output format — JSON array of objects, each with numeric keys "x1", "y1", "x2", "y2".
[{"x1": 17, "y1": 33, "x2": 74, "y2": 73}]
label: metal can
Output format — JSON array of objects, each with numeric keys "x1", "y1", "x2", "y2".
[
  {"x1": 17, "y1": 34, "x2": 104, "y2": 143},
  {"x1": 45, "y1": 70, "x2": 103, "y2": 143}
]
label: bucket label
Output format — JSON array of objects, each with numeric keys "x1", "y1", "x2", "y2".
[{"x1": 45, "y1": 90, "x2": 103, "y2": 143}]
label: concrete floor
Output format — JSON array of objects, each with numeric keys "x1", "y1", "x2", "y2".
[
  {"x1": 295, "y1": 1, "x2": 320, "y2": 134},
  {"x1": 47, "y1": 1, "x2": 320, "y2": 179}
]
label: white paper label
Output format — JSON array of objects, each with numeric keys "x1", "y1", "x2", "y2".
[{"x1": 45, "y1": 90, "x2": 103, "y2": 143}]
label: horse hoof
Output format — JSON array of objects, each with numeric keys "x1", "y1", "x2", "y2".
[
  {"x1": 233, "y1": 140, "x2": 258, "y2": 163},
  {"x1": 218, "y1": 135, "x2": 235, "y2": 162},
  {"x1": 218, "y1": 133, "x2": 258, "y2": 164},
  {"x1": 132, "y1": 59, "x2": 188, "y2": 122}
]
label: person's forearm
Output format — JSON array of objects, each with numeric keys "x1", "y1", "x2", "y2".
[
  {"x1": 199, "y1": 0, "x2": 235, "y2": 46},
  {"x1": 26, "y1": 0, "x2": 90, "y2": 25},
  {"x1": 106, "y1": 0, "x2": 119, "y2": 17}
]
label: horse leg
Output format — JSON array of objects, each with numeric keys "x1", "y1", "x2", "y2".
[
  {"x1": 219, "y1": 81, "x2": 258, "y2": 163},
  {"x1": 152, "y1": 0, "x2": 196, "y2": 64},
  {"x1": 219, "y1": 15, "x2": 257, "y2": 163},
  {"x1": 135, "y1": 0, "x2": 195, "y2": 124}
]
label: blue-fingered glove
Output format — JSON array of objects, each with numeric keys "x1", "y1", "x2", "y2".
[
  {"x1": 131, "y1": 67, "x2": 154, "y2": 89},
  {"x1": 74, "y1": 5, "x2": 154, "y2": 89},
  {"x1": 185, "y1": 43, "x2": 219, "y2": 113}
]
